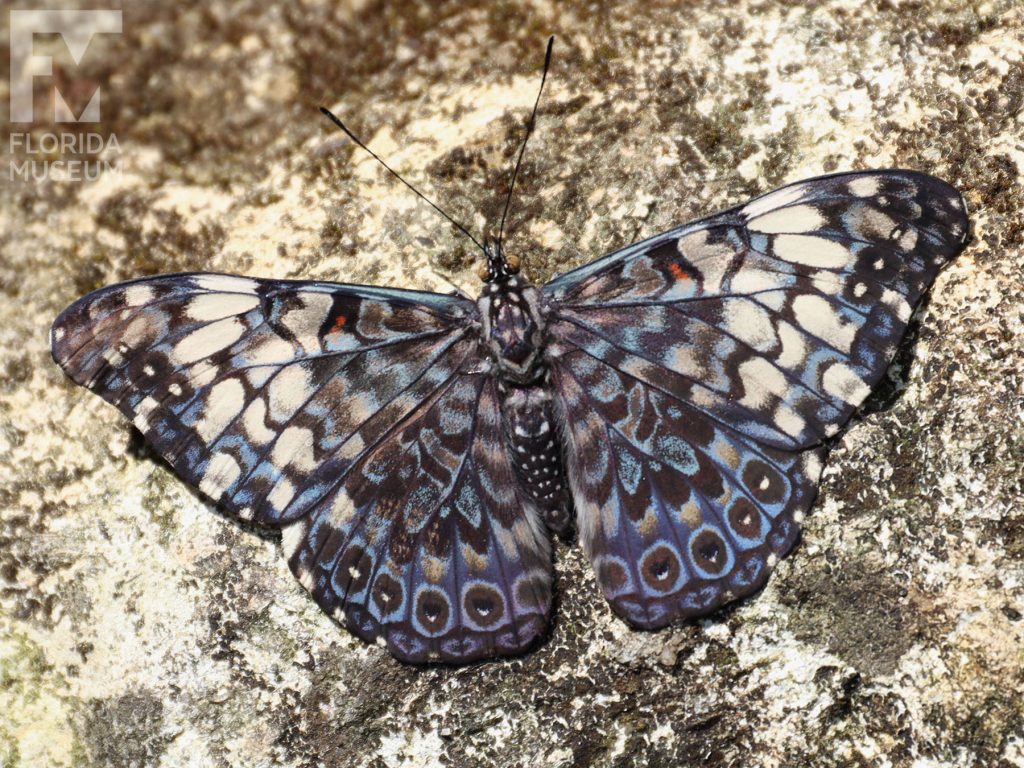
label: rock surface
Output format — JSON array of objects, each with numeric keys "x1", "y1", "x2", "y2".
[{"x1": 2, "y1": 1, "x2": 1023, "y2": 766}]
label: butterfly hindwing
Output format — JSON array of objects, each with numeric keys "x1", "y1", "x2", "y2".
[
  {"x1": 548, "y1": 345, "x2": 822, "y2": 626},
  {"x1": 543, "y1": 170, "x2": 968, "y2": 627},
  {"x1": 51, "y1": 273, "x2": 552, "y2": 662},
  {"x1": 283, "y1": 374, "x2": 552, "y2": 662}
]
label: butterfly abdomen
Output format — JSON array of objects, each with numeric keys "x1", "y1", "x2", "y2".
[{"x1": 500, "y1": 384, "x2": 571, "y2": 535}]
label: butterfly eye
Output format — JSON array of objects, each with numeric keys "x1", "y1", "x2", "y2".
[
  {"x1": 505, "y1": 254, "x2": 521, "y2": 273},
  {"x1": 477, "y1": 263, "x2": 491, "y2": 281}
]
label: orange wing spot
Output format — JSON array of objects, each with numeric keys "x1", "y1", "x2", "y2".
[
  {"x1": 330, "y1": 314, "x2": 346, "y2": 333},
  {"x1": 669, "y1": 263, "x2": 691, "y2": 282}
]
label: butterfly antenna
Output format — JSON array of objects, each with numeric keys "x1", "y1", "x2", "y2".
[
  {"x1": 319, "y1": 106, "x2": 487, "y2": 254},
  {"x1": 496, "y1": 35, "x2": 554, "y2": 251}
]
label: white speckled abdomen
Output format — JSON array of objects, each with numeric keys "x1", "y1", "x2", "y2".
[{"x1": 500, "y1": 384, "x2": 571, "y2": 535}]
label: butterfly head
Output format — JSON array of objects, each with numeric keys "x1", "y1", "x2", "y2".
[{"x1": 477, "y1": 237, "x2": 521, "y2": 283}]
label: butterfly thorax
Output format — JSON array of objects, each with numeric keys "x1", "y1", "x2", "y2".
[{"x1": 477, "y1": 275, "x2": 547, "y2": 385}]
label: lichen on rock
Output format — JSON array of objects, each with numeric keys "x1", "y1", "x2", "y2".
[{"x1": 1, "y1": 1, "x2": 1022, "y2": 766}]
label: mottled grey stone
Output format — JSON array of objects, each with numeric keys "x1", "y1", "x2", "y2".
[{"x1": 2, "y1": 1, "x2": 1022, "y2": 766}]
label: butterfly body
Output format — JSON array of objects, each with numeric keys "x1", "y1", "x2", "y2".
[
  {"x1": 473, "y1": 243, "x2": 574, "y2": 534},
  {"x1": 52, "y1": 170, "x2": 969, "y2": 663}
]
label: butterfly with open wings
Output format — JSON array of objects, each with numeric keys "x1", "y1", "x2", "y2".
[{"x1": 51, "y1": 39, "x2": 969, "y2": 663}]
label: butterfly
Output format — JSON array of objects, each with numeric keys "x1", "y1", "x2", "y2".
[{"x1": 50, "y1": 40, "x2": 969, "y2": 664}]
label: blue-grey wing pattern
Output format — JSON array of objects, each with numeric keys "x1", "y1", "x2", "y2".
[
  {"x1": 51, "y1": 273, "x2": 551, "y2": 662},
  {"x1": 285, "y1": 374, "x2": 552, "y2": 662},
  {"x1": 542, "y1": 170, "x2": 969, "y2": 628}
]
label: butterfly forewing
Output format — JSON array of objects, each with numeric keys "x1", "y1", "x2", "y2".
[
  {"x1": 51, "y1": 273, "x2": 552, "y2": 662},
  {"x1": 543, "y1": 170, "x2": 968, "y2": 628}
]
